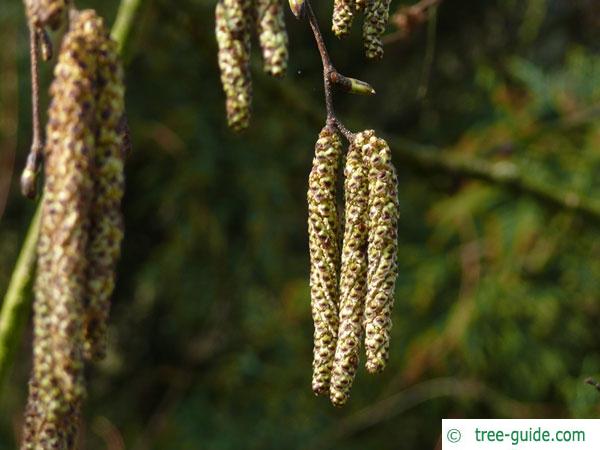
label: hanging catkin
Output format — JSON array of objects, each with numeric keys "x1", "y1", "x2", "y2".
[
  {"x1": 332, "y1": 0, "x2": 355, "y2": 38},
  {"x1": 216, "y1": 0, "x2": 252, "y2": 131},
  {"x1": 363, "y1": 0, "x2": 391, "y2": 59},
  {"x1": 22, "y1": 9, "x2": 127, "y2": 448},
  {"x1": 308, "y1": 126, "x2": 342, "y2": 396},
  {"x1": 329, "y1": 135, "x2": 369, "y2": 407},
  {"x1": 23, "y1": 11, "x2": 99, "y2": 449},
  {"x1": 83, "y1": 12, "x2": 126, "y2": 362},
  {"x1": 255, "y1": 0, "x2": 289, "y2": 77},
  {"x1": 24, "y1": 0, "x2": 68, "y2": 30},
  {"x1": 358, "y1": 131, "x2": 398, "y2": 373}
]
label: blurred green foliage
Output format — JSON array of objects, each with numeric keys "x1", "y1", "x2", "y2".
[{"x1": 1, "y1": 0, "x2": 600, "y2": 448}]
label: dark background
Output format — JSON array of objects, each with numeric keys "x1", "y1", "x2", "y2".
[{"x1": 1, "y1": 0, "x2": 599, "y2": 448}]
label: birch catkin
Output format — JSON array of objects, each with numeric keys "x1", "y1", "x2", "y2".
[
  {"x1": 358, "y1": 131, "x2": 398, "y2": 373},
  {"x1": 23, "y1": 11, "x2": 99, "y2": 449},
  {"x1": 330, "y1": 135, "x2": 369, "y2": 407},
  {"x1": 332, "y1": 0, "x2": 355, "y2": 38},
  {"x1": 256, "y1": 0, "x2": 289, "y2": 77},
  {"x1": 83, "y1": 14, "x2": 126, "y2": 362},
  {"x1": 22, "y1": 9, "x2": 127, "y2": 448},
  {"x1": 216, "y1": 0, "x2": 252, "y2": 131},
  {"x1": 308, "y1": 126, "x2": 342, "y2": 396},
  {"x1": 363, "y1": 0, "x2": 391, "y2": 59}
]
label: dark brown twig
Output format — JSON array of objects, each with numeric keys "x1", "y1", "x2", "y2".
[
  {"x1": 21, "y1": 24, "x2": 44, "y2": 199},
  {"x1": 304, "y1": 0, "x2": 357, "y2": 142}
]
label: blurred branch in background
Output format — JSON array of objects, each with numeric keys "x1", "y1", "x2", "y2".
[
  {"x1": 392, "y1": 139, "x2": 600, "y2": 227},
  {"x1": 384, "y1": 0, "x2": 443, "y2": 45},
  {"x1": 0, "y1": 0, "x2": 145, "y2": 392},
  {"x1": 111, "y1": 0, "x2": 144, "y2": 54},
  {"x1": 311, "y1": 377, "x2": 558, "y2": 449}
]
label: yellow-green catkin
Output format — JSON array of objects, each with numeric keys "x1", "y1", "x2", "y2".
[
  {"x1": 83, "y1": 16, "x2": 126, "y2": 362},
  {"x1": 363, "y1": 0, "x2": 391, "y2": 59},
  {"x1": 308, "y1": 126, "x2": 342, "y2": 396},
  {"x1": 359, "y1": 131, "x2": 398, "y2": 373},
  {"x1": 24, "y1": 0, "x2": 68, "y2": 30},
  {"x1": 216, "y1": 0, "x2": 252, "y2": 131},
  {"x1": 23, "y1": 10, "x2": 99, "y2": 450},
  {"x1": 332, "y1": 0, "x2": 355, "y2": 38},
  {"x1": 330, "y1": 135, "x2": 369, "y2": 407},
  {"x1": 255, "y1": 0, "x2": 289, "y2": 77}
]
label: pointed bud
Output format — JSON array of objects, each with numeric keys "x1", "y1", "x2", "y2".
[
  {"x1": 288, "y1": 0, "x2": 305, "y2": 18},
  {"x1": 37, "y1": 28, "x2": 53, "y2": 61},
  {"x1": 20, "y1": 150, "x2": 41, "y2": 199},
  {"x1": 329, "y1": 72, "x2": 376, "y2": 95}
]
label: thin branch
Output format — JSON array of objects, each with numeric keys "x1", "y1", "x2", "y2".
[
  {"x1": 0, "y1": 0, "x2": 145, "y2": 392},
  {"x1": 20, "y1": 24, "x2": 43, "y2": 199},
  {"x1": 304, "y1": 0, "x2": 356, "y2": 141},
  {"x1": 271, "y1": 78, "x2": 600, "y2": 226}
]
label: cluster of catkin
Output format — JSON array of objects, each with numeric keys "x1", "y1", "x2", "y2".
[
  {"x1": 215, "y1": 0, "x2": 289, "y2": 131},
  {"x1": 332, "y1": 0, "x2": 392, "y2": 59},
  {"x1": 21, "y1": 7, "x2": 127, "y2": 449},
  {"x1": 308, "y1": 127, "x2": 398, "y2": 406}
]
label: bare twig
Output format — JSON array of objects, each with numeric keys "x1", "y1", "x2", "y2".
[
  {"x1": 20, "y1": 24, "x2": 43, "y2": 199},
  {"x1": 304, "y1": 0, "x2": 362, "y2": 142}
]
